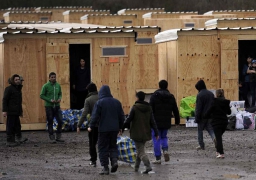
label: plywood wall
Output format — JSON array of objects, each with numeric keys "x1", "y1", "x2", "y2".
[
  {"x1": 3, "y1": 38, "x2": 47, "y2": 123},
  {"x1": 217, "y1": 20, "x2": 256, "y2": 28},
  {"x1": 176, "y1": 35, "x2": 221, "y2": 105},
  {"x1": 5, "y1": 13, "x2": 52, "y2": 22},
  {"x1": 0, "y1": 44, "x2": 4, "y2": 123},
  {"x1": 64, "y1": 11, "x2": 110, "y2": 23}
]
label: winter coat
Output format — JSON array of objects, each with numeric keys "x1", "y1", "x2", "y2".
[
  {"x1": 77, "y1": 91, "x2": 98, "y2": 128},
  {"x1": 89, "y1": 85, "x2": 125, "y2": 132},
  {"x1": 73, "y1": 67, "x2": 90, "y2": 92},
  {"x1": 40, "y1": 81, "x2": 62, "y2": 107},
  {"x1": 149, "y1": 89, "x2": 180, "y2": 129},
  {"x1": 204, "y1": 97, "x2": 231, "y2": 127},
  {"x1": 195, "y1": 80, "x2": 214, "y2": 123},
  {"x1": 2, "y1": 80, "x2": 23, "y2": 116},
  {"x1": 242, "y1": 64, "x2": 250, "y2": 82},
  {"x1": 124, "y1": 101, "x2": 159, "y2": 142}
]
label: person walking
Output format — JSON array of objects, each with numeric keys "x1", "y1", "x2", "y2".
[
  {"x1": 40, "y1": 72, "x2": 64, "y2": 143},
  {"x1": 88, "y1": 85, "x2": 124, "y2": 175},
  {"x1": 77, "y1": 83, "x2": 99, "y2": 167},
  {"x1": 124, "y1": 91, "x2": 159, "y2": 173},
  {"x1": 204, "y1": 89, "x2": 231, "y2": 159},
  {"x1": 195, "y1": 79, "x2": 216, "y2": 150},
  {"x1": 149, "y1": 80, "x2": 180, "y2": 164}
]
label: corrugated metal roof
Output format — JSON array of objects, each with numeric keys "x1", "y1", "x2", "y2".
[
  {"x1": 63, "y1": 10, "x2": 110, "y2": 15},
  {"x1": 155, "y1": 27, "x2": 256, "y2": 43},
  {"x1": 122, "y1": 8, "x2": 164, "y2": 10},
  {"x1": 4, "y1": 11, "x2": 52, "y2": 15},
  {"x1": 205, "y1": 18, "x2": 256, "y2": 27},
  {"x1": 0, "y1": 21, "x2": 62, "y2": 24},
  {"x1": 39, "y1": 6, "x2": 92, "y2": 9}
]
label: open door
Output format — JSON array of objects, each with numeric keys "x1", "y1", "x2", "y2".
[
  {"x1": 46, "y1": 43, "x2": 70, "y2": 109},
  {"x1": 221, "y1": 36, "x2": 239, "y2": 100}
]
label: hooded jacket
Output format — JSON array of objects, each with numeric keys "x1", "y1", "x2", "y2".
[
  {"x1": 2, "y1": 75, "x2": 23, "y2": 116},
  {"x1": 124, "y1": 101, "x2": 159, "y2": 142},
  {"x1": 204, "y1": 97, "x2": 231, "y2": 127},
  {"x1": 150, "y1": 89, "x2": 180, "y2": 129},
  {"x1": 195, "y1": 80, "x2": 214, "y2": 123},
  {"x1": 89, "y1": 85, "x2": 124, "y2": 132},
  {"x1": 40, "y1": 81, "x2": 62, "y2": 107}
]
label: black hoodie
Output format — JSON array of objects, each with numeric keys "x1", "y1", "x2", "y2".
[
  {"x1": 150, "y1": 89, "x2": 180, "y2": 129},
  {"x1": 204, "y1": 97, "x2": 231, "y2": 127},
  {"x1": 195, "y1": 80, "x2": 214, "y2": 123}
]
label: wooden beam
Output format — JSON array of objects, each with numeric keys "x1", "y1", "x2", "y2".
[{"x1": 0, "y1": 123, "x2": 46, "y2": 131}]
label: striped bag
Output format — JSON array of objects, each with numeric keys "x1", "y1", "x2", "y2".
[{"x1": 117, "y1": 136, "x2": 137, "y2": 163}]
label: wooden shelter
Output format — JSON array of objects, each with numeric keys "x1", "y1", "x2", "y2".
[
  {"x1": 81, "y1": 14, "x2": 139, "y2": 26},
  {"x1": 143, "y1": 11, "x2": 198, "y2": 19},
  {"x1": 0, "y1": 24, "x2": 160, "y2": 130},
  {"x1": 205, "y1": 18, "x2": 256, "y2": 28},
  {"x1": 3, "y1": 11, "x2": 52, "y2": 22},
  {"x1": 63, "y1": 10, "x2": 110, "y2": 23},
  {"x1": 155, "y1": 27, "x2": 256, "y2": 107},
  {"x1": 118, "y1": 8, "x2": 165, "y2": 25},
  {"x1": 204, "y1": 10, "x2": 256, "y2": 18},
  {"x1": 35, "y1": 6, "x2": 93, "y2": 21}
]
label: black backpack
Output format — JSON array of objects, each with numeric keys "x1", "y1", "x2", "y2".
[{"x1": 243, "y1": 116, "x2": 252, "y2": 129}]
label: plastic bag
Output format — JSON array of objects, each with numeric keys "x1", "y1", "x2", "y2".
[
  {"x1": 179, "y1": 96, "x2": 196, "y2": 118},
  {"x1": 117, "y1": 136, "x2": 137, "y2": 163}
]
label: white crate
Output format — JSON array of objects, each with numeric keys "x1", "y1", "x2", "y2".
[{"x1": 185, "y1": 117, "x2": 198, "y2": 128}]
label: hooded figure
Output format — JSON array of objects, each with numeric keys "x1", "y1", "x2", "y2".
[
  {"x1": 194, "y1": 80, "x2": 215, "y2": 151},
  {"x1": 89, "y1": 85, "x2": 124, "y2": 175}
]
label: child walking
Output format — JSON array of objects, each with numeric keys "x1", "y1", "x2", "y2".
[
  {"x1": 123, "y1": 91, "x2": 159, "y2": 173},
  {"x1": 204, "y1": 89, "x2": 231, "y2": 159}
]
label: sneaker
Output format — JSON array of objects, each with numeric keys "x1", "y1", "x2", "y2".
[
  {"x1": 16, "y1": 137, "x2": 28, "y2": 144},
  {"x1": 111, "y1": 162, "x2": 118, "y2": 173},
  {"x1": 216, "y1": 154, "x2": 225, "y2": 159},
  {"x1": 196, "y1": 146, "x2": 205, "y2": 150},
  {"x1": 6, "y1": 142, "x2": 20, "y2": 147},
  {"x1": 89, "y1": 161, "x2": 96, "y2": 167},
  {"x1": 163, "y1": 151, "x2": 170, "y2": 162},
  {"x1": 216, "y1": 152, "x2": 220, "y2": 156},
  {"x1": 99, "y1": 166, "x2": 109, "y2": 175},
  {"x1": 142, "y1": 167, "x2": 153, "y2": 174},
  {"x1": 56, "y1": 134, "x2": 65, "y2": 143},
  {"x1": 49, "y1": 135, "x2": 56, "y2": 144},
  {"x1": 152, "y1": 160, "x2": 161, "y2": 164}
]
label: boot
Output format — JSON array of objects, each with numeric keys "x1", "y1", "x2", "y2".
[
  {"x1": 134, "y1": 157, "x2": 141, "y2": 172},
  {"x1": 111, "y1": 158, "x2": 118, "y2": 173},
  {"x1": 6, "y1": 135, "x2": 20, "y2": 147},
  {"x1": 141, "y1": 156, "x2": 152, "y2": 174},
  {"x1": 15, "y1": 135, "x2": 28, "y2": 144},
  {"x1": 99, "y1": 166, "x2": 109, "y2": 175},
  {"x1": 56, "y1": 133, "x2": 65, "y2": 143},
  {"x1": 49, "y1": 134, "x2": 56, "y2": 144}
]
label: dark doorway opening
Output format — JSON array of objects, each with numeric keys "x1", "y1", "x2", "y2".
[
  {"x1": 238, "y1": 40, "x2": 256, "y2": 81},
  {"x1": 69, "y1": 44, "x2": 91, "y2": 109}
]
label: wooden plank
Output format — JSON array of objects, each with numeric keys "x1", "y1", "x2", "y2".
[
  {"x1": 158, "y1": 43, "x2": 167, "y2": 81},
  {"x1": 0, "y1": 44, "x2": 4, "y2": 123},
  {"x1": 46, "y1": 43, "x2": 69, "y2": 54},
  {"x1": 0, "y1": 123, "x2": 46, "y2": 132},
  {"x1": 220, "y1": 36, "x2": 238, "y2": 50}
]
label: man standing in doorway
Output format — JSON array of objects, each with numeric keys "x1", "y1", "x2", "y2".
[
  {"x1": 195, "y1": 79, "x2": 215, "y2": 150},
  {"x1": 3, "y1": 74, "x2": 27, "y2": 147},
  {"x1": 40, "y1": 72, "x2": 64, "y2": 143},
  {"x1": 149, "y1": 80, "x2": 180, "y2": 164}
]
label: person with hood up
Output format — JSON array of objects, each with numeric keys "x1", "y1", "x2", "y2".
[
  {"x1": 3, "y1": 74, "x2": 27, "y2": 147},
  {"x1": 88, "y1": 85, "x2": 124, "y2": 175},
  {"x1": 40, "y1": 72, "x2": 64, "y2": 143},
  {"x1": 149, "y1": 80, "x2": 180, "y2": 164},
  {"x1": 123, "y1": 91, "x2": 159, "y2": 174},
  {"x1": 195, "y1": 80, "x2": 215, "y2": 150},
  {"x1": 204, "y1": 89, "x2": 231, "y2": 159},
  {"x1": 77, "y1": 83, "x2": 99, "y2": 167}
]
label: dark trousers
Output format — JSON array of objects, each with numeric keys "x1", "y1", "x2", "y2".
[
  {"x1": 45, "y1": 106, "x2": 62, "y2": 135},
  {"x1": 6, "y1": 115, "x2": 21, "y2": 142},
  {"x1": 76, "y1": 90, "x2": 88, "y2": 110},
  {"x1": 88, "y1": 127, "x2": 98, "y2": 162},
  {"x1": 250, "y1": 82, "x2": 256, "y2": 107},
  {"x1": 197, "y1": 119, "x2": 215, "y2": 148},
  {"x1": 98, "y1": 131, "x2": 118, "y2": 167},
  {"x1": 213, "y1": 125, "x2": 227, "y2": 154},
  {"x1": 242, "y1": 82, "x2": 250, "y2": 107}
]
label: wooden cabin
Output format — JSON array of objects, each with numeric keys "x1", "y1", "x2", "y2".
[
  {"x1": 3, "y1": 11, "x2": 52, "y2": 22},
  {"x1": 63, "y1": 10, "x2": 110, "y2": 23},
  {"x1": 0, "y1": 24, "x2": 160, "y2": 130},
  {"x1": 35, "y1": 6, "x2": 93, "y2": 21},
  {"x1": 205, "y1": 18, "x2": 256, "y2": 28},
  {"x1": 81, "y1": 14, "x2": 139, "y2": 26},
  {"x1": 117, "y1": 8, "x2": 165, "y2": 25},
  {"x1": 204, "y1": 10, "x2": 256, "y2": 18},
  {"x1": 143, "y1": 11, "x2": 198, "y2": 19},
  {"x1": 155, "y1": 27, "x2": 256, "y2": 107}
]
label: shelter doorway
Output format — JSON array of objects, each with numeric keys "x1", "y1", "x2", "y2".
[{"x1": 69, "y1": 44, "x2": 91, "y2": 109}]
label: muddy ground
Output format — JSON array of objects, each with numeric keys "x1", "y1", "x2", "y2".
[{"x1": 0, "y1": 126, "x2": 256, "y2": 180}]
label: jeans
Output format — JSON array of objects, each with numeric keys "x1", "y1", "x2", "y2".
[
  {"x1": 88, "y1": 127, "x2": 98, "y2": 162},
  {"x1": 250, "y1": 82, "x2": 256, "y2": 106},
  {"x1": 45, "y1": 106, "x2": 62, "y2": 135},
  {"x1": 197, "y1": 119, "x2": 215, "y2": 148},
  {"x1": 98, "y1": 131, "x2": 118, "y2": 167},
  {"x1": 6, "y1": 115, "x2": 21, "y2": 142},
  {"x1": 213, "y1": 125, "x2": 227, "y2": 154},
  {"x1": 152, "y1": 129, "x2": 168, "y2": 159}
]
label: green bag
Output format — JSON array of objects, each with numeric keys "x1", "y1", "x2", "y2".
[{"x1": 179, "y1": 96, "x2": 196, "y2": 118}]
